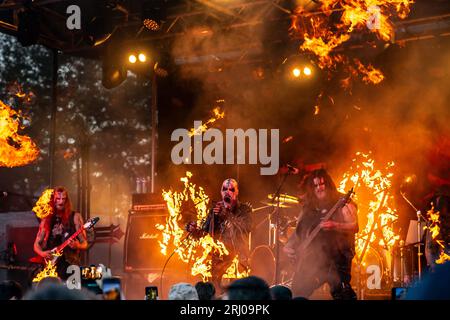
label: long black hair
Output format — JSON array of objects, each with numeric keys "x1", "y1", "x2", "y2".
[{"x1": 302, "y1": 168, "x2": 339, "y2": 208}]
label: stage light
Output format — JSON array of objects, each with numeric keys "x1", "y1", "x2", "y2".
[
  {"x1": 138, "y1": 53, "x2": 147, "y2": 63},
  {"x1": 303, "y1": 66, "x2": 312, "y2": 76},
  {"x1": 143, "y1": 19, "x2": 160, "y2": 31},
  {"x1": 142, "y1": 0, "x2": 167, "y2": 31},
  {"x1": 129, "y1": 55, "x2": 137, "y2": 64},
  {"x1": 292, "y1": 68, "x2": 301, "y2": 78}
]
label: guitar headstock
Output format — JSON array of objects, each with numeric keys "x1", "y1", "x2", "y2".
[
  {"x1": 84, "y1": 217, "x2": 100, "y2": 230},
  {"x1": 341, "y1": 187, "x2": 355, "y2": 205}
]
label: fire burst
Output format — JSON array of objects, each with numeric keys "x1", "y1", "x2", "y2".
[
  {"x1": 339, "y1": 152, "x2": 399, "y2": 263},
  {"x1": 425, "y1": 205, "x2": 450, "y2": 265},
  {"x1": 32, "y1": 261, "x2": 59, "y2": 283},
  {"x1": 158, "y1": 172, "x2": 248, "y2": 281},
  {"x1": 189, "y1": 105, "x2": 225, "y2": 137},
  {"x1": 291, "y1": 0, "x2": 413, "y2": 85},
  {"x1": 32, "y1": 189, "x2": 54, "y2": 219},
  {"x1": 0, "y1": 100, "x2": 39, "y2": 167}
]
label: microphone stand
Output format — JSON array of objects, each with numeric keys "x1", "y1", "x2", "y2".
[
  {"x1": 270, "y1": 168, "x2": 292, "y2": 285},
  {"x1": 400, "y1": 190, "x2": 427, "y2": 281}
]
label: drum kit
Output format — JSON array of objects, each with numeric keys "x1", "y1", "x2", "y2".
[{"x1": 249, "y1": 192, "x2": 300, "y2": 286}]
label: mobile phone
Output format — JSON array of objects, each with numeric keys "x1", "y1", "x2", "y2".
[
  {"x1": 102, "y1": 277, "x2": 122, "y2": 300},
  {"x1": 391, "y1": 287, "x2": 407, "y2": 300},
  {"x1": 145, "y1": 286, "x2": 158, "y2": 300}
]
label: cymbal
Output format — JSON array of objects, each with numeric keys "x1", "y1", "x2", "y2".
[
  {"x1": 260, "y1": 200, "x2": 293, "y2": 208},
  {"x1": 267, "y1": 193, "x2": 300, "y2": 204}
]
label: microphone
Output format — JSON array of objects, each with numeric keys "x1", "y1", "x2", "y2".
[
  {"x1": 286, "y1": 164, "x2": 299, "y2": 174},
  {"x1": 224, "y1": 196, "x2": 231, "y2": 204}
]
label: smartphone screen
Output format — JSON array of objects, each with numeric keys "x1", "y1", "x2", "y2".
[
  {"x1": 145, "y1": 286, "x2": 158, "y2": 300},
  {"x1": 391, "y1": 287, "x2": 407, "y2": 300},
  {"x1": 103, "y1": 277, "x2": 122, "y2": 300}
]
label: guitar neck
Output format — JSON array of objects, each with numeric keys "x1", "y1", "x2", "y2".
[
  {"x1": 301, "y1": 200, "x2": 343, "y2": 251},
  {"x1": 55, "y1": 227, "x2": 84, "y2": 252}
]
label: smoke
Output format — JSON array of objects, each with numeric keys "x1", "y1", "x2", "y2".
[{"x1": 158, "y1": 4, "x2": 450, "y2": 294}]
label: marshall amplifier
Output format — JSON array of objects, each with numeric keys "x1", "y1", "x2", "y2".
[
  {"x1": 123, "y1": 208, "x2": 169, "y2": 272},
  {"x1": 131, "y1": 193, "x2": 165, "y2": 211}
]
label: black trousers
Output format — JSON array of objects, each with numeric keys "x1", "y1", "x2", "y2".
[{"x1": 292, "y1": 252, "x2": 356, "y2": 300}]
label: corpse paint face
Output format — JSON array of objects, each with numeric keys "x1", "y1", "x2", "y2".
[
  {"x1": 313, "y1": 177, "x2": 327, "y2": 200},
  {"x1": 54, "y1": 191, "x2": 67, "y2": 211},
  {"x1": 221, "y1": 179, "x2": 239, "y2": 209}
]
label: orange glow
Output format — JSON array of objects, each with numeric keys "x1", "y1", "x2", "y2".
[
  {"x1": 32, "y1": 189, "x2": 54, "y2": 219},
  {"x1": 32, "y1": 260, "x2": 59, "y2": 282},
  {"x1": 0, "y1": 100, "x2": 39, "y2": 167}
]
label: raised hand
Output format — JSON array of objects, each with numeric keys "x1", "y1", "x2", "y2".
[{"x1": 213, "y1": 201, "x2": 225, "y2": 216}]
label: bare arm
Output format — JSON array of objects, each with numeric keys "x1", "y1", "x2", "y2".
[
  {"x1": 34, "y1": 220, "x2": 53, "y2": 259},
  {"x1": 70, "y1": 212, "x2": 88, "y2": 250}
]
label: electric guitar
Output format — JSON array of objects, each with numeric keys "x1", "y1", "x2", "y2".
[
  {"x1": 30, "y1": 217, "x2": 99, "y2": 265},
  {"x1": 294, "y1": 188, "x2": 354, "y2": 271}
]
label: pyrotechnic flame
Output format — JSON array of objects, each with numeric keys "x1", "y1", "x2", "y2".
[
  {"x1": 291, "y1": 0, "x2": 414, "y2": 85},
  {"x1": 223, "y1": 255, "x2": 250, "y2": 279},
  {"x1": 425, "y1": 205, "x2": 450, "y2": 265},
  {"x1": 32, "y1": 260, "x2": 59, "y2": 282},
  {"x1": 32, "y1": 189, "x2": 54, "y2": 219},
  {"x1": 0, "y1": 100, "x2": 40, "y2": 167},
  {"x1": 159, "y1": 172, "x2": 246, "y2": 281},
  {"x1": 189, "y1": 106, "x2": 225, "y2": 137},
  {"x1": 339, "y1": 152, "x2": 399, "y2": 263}
]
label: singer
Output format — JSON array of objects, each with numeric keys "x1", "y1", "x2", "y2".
[{"x1": 186, "y1": 178, "x2": 252, "y2": 292}]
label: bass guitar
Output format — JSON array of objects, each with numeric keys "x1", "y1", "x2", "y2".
[{"x1": 294, "y1": 188, "x2": 354, "y2": 270}]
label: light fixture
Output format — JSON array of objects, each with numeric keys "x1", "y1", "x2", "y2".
[
  {"x1": 129, "y1": 54, "x2": 137, "y2": 64},
  {"x1": 138, "y1": 53, "x2": 147, "y2": 63},
  {"x1": 292, "y1": 68, "x2": 301, "y2": 78},
  {"x1": 142, "y1": 0, "x2": 167, "y2": 31},
  {"x1": 303, "y1": 66, "x2": 312, "y2": 76}
]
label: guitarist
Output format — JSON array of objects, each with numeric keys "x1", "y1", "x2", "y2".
[
  {"x1": 33, "y1": 187, "x2": 88, "y2": 279},
  {"x1": 283, "y1": 169, "x2": 358, "y2": 299}
]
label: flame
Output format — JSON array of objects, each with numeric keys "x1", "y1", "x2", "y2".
[
  {"x1": 291, "y1": 0, "x2": 414, "y2": 85},
  {"x1": 8, "y1": 82, "x2": 35, "y2": 103},
  {"x1": 189, "y1": 105, "x2": 225, "y2": 137},
  {"x1": 32, "y1": 189, "x2": 54, "y2": 219},
  {"x1": 223, "y1": 255, "x2": 250, "y2": 279},
  {"x1": 339, "y1": 152, "x2": 399, "y2": 264},
  {"x1": 0, "y1": 100, "x2": 40, "y2": 167},
  {"x1": 32, "y1": 260, "x2": 59, "y2": 282},
  {"x1": 425, "y1": 205, "x2": 450, "y2": 265},
  {"x1": 159, "y1": 172, "x2": 246, "y2": 281},
  {"x1": 355, "y1": 60, "x2": 385, "y2": 84}
]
